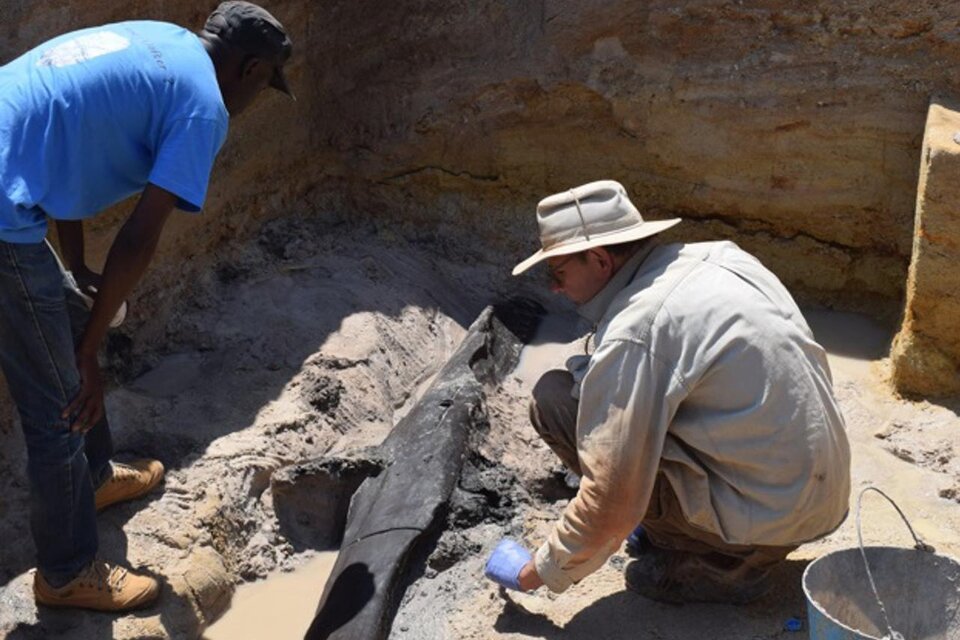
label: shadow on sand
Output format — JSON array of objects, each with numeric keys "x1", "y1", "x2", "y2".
[{"x1": 492, "y1": 559, "x2": 811, "y2": 640}]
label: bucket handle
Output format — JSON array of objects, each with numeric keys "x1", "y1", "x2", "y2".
[{"x1": 856, "y1": 486, "x2": 935, "y2": 640}]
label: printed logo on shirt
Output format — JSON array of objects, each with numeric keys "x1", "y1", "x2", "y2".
[{"x1": 37, "y1": 31, "x2": 130, "y2": 68}]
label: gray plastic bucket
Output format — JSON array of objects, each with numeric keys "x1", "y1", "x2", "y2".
[{"x1": 802, "y1": 488, "x2": 960, "y2": 640}]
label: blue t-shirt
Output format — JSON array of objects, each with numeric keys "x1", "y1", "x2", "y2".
[{"x1": 0, "y1": 21, "x2": 229, "y2": 243}]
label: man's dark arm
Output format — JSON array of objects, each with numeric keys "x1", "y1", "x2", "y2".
[
  {"x1": 55, "y1": 219, "x2": 104, "y2": 293},
  {"x1": 63, "y1": 184, "x2": 178, "y2": 431}
]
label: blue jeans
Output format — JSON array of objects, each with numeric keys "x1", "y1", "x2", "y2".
[{"x1": 0, "y1": 240, "x2": 113, "y2": 585}]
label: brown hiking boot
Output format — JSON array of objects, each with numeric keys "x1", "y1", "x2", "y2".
[
  {"x1": 95, "y1": 459, "x2": 164, "y2": 511},
  {"x1": 624, "y1": 546, "x2": 771, "y2": 605},
  {"x1": 34, "y1": 561, "x2": 159, "y2": 611}
]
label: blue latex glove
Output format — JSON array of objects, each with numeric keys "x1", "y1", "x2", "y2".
[
  {"x1": 626, "y1": 524, "x2": 649, "y2": 554},
  {"x1": 484, "y1": 539, "x2": 532, "y2": 590}
]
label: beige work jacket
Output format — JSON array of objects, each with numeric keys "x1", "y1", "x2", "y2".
[{"x1": 534, "y1": 241, "x2": 851, "y2": 593}]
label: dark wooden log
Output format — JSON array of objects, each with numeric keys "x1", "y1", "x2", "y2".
[{"x1": 304, "y1": 300, "x2": 542, "y2": 640}]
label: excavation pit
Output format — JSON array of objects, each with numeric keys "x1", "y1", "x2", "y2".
[
  {"x1": 0, "y1": 212, "x2": 957, "y2": 639},
  {"x1": 3, "y1": 3, "x2": 960, "y2": 634}
]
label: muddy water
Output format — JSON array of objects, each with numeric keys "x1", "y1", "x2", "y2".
[{"x1": 203, "y1": 551, "x2": 338, "y2": 640}]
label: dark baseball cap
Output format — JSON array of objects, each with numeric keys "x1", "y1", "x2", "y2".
[{"x1": 203, "y1": 1, "x2": 294, "y2": 98}]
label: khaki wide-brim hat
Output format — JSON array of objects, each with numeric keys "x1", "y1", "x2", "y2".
[{"x1": 512, "y1": 180, "x2": 681, "y2": 275}]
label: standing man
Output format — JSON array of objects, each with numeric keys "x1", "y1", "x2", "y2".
[
  {"x1": 485, "y1": 180, "x2": 850, "y2": 604},
  {"x1": 0, "y1": 1, "x2": 293, "y2": 611}
]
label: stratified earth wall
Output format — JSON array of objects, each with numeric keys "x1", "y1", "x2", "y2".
[{"x1": 4, "y1": 1, "x2": 958, "y2": 329}]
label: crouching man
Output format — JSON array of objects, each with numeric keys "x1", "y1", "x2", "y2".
[{"x1": 485, "y1": 180, "x2": 850, "y2": 604}]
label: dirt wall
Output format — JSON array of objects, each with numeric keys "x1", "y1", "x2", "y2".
[
  {"x1": 297, "y1": 0, "x2": 959, "y2": 316},
  {"x1": 891, "y1": 102, "x2": 960, "y2": 397},
  {"x1": 3, "y1": 0, "x2": 960, "y2": 376}
]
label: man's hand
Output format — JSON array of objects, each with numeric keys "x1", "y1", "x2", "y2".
[
  {"x1": 62, "y1": 351, "x2": 105, "y2": 433},
  {"x1": 72, "y1": 265, "x2": 103, "y2": 298},
  {"x1": 485, "y1": 539, "x2": 541, "y2": 591}
]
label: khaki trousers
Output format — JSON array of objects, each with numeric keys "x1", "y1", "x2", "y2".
[{"x1": 530, "y1": 369, "x2": 795, "y2": 571}]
